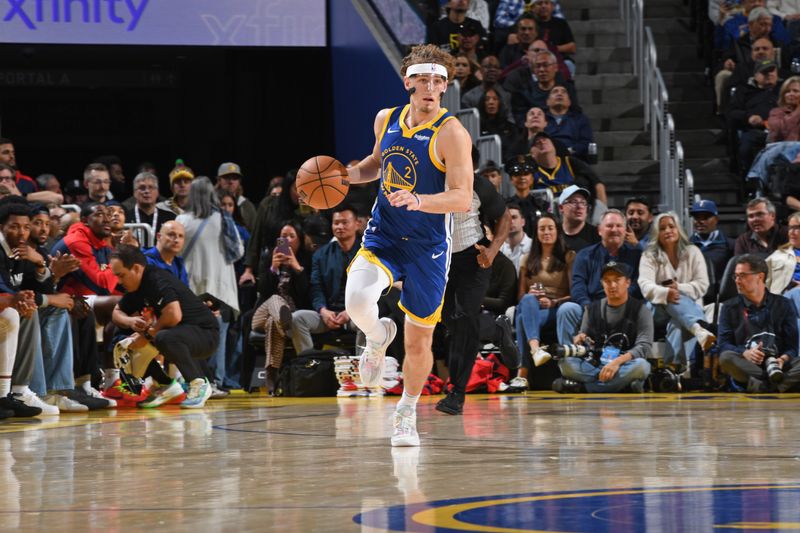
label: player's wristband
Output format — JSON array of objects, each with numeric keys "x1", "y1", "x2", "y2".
[{"x1": 413, "y1": 193, "x2": 422, "y2": 209}]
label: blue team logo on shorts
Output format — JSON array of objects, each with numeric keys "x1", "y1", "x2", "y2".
[
  {"x1": 382, "y1": 151, "x2": 417, "y2": 195},
  {"x1": 354, "y1": 483, "x2": 800, "y2": 532}
]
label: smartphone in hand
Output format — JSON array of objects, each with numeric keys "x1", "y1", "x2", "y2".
[{"x1": 275, "y1": 237, "x2": 290, "y2": 255}]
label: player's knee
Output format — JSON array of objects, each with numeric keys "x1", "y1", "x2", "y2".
[{"x1": 345, "y1": 289, "x2": 375, "y2": 321}]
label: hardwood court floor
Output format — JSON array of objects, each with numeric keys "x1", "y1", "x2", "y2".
[{"x1": 1, "y1": 392, "x2": 800, "y2": 532}]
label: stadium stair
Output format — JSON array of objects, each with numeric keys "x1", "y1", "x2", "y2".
[{"x1": 567, "y1": 0, "x2": 744, "y2": 234}]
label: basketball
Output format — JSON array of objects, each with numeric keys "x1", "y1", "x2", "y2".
[{"x1": 296, "y1": 155, "x2": 350, "y2": 210}]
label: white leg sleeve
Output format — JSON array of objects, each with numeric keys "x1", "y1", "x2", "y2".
[
  {"x1": 0, "y1": 307, "x2": 20, "y2": 397},
  {"x1": 345, "y1": 255, "x2": 391, "y2": 343}
]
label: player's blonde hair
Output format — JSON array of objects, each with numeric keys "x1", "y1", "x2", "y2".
[{"x1": 400, "y1": 44, "x2": 456, "y2": 81}]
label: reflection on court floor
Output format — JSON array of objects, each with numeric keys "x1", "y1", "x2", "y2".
[{"x1": 1, "y1": 392, "x2": 799, "y2": 531}]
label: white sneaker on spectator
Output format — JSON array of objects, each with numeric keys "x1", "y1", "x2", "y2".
[
  {"x1": 44, "y1": 394, "x2": 88, "y2": 412},
  {"x1": 391, "y1": 406, "x2": 420, "y2": 447},
  {"x1": 18, "y1": 389, "x2": 59, "y2": 415},
  {"x1": 210, "y1": 383, "x2": 229, "y2": 399},
  {"x1": 359, "y1": 318, "x2": 397, "y2": 388},
  {"x1": 691, "y1": 323, "x2": 717, "y2": 352},
  {"x1": 81, "y1": 381, "x2": 117, "y2": 407},
  {"x1": 508, "y1": 376, "x2": 529, "y2": 389},
  {"x1": 533, "y1": 348, "x2": 552, "y2": 367}
]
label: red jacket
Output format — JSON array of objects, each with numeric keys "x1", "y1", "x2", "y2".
[{"x1": 60, "y1": 223, "x2": 120, "y2": 296}]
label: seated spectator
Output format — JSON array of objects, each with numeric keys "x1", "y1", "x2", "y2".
[
  {"x1": 0, "y1": 137, "x2": 37, "y2": 195},
  {"x1": 478, "y1": 160, "x2": 504, "y2": 193},
  {"x1": 624, "y1": 196, "x2": 654, "y2": 250},
  {"x1": 767, "y1": 76, "x2": 800, "y2": 143},
  {"x1": 218, "y1": 190, "x2": 252, "y2": 280},
  {"x1": 558, "y1": 185, "x2": 600, "y2": 252},
  {"x1": 689, "y1": 199, "x2": 735, "y2": 290},
  {"x1": 510, "y1": 106, "x2": 570, "y2": 157},
  {"x1": 509, "y1": 213, "x2": 574, "y2": 389},
  {"x1": 498, "y1": 12, "x2": 538, "y2": 67},
  {"x1": 544, "y1": 86, "x2": 594, "y2": 160},
  {"x1": 735, "y1": 197, "x2": 788, "y2": 256},
  {"x1": 767, "y1": 212, "x2": 800, "y2": 311},
  {"x1": 157, "y1": 160, "x2": 194, "y2": 216},
  {"x1": 95, "y1": 155, "x2": 129, "y2": 203},
  {"x1": 456, "y1": 26, "x2": 488, "y2": 65},
  {"x1": 0, "y1": 291, "x2": 37, "y2": 418},
  {"x1": 177, "y1": 177, "x2": 244, "y2": 394},
  {"x1": 427, "y1": 0, "x2": 487, "y2": 54},
  {"x1": 453, "y1": 52, "x2": 482, "y2": 94},
  {"x1": 110, "y1": 245, "x2": 220, "y2": 408},
  {"x1": 0, "y1": 163, "x2": 61, "y2": 205},
  {"x1": 638, "y1": 212, "x2": 716, "y2": 371},
  {"x1": 290, "y1": 204, "x2": 362, "y2": 354},
  {"x1": 216, "y1": 162, "x2": 257, "y2": 232},
  {"x1": 251, "y1": 221, "x2": 312, "y2": 392},
  {"x1": 63, "y1": 179, "x2": 88, "y2": 206},
  {"x1": 557, "y1": 209, "x2": 643, "y2": 345},
  {"x1": 721, "y1": 37, "x2": 780, "y2": 113},
  {"x1": 728, "y1": 59, "x2": 781, "y2": 173},
  {"x1": 719, "y1": 254, "x2": 800, "y2": 392},
  {"x1": 718, "y1": 4, "x2": 788, "y2": 51},
  {"x1": 478, "y1": 88, "x2": 522, "y2": 161},
  {"x1": 144, "y1": 220, "x2": 188, "y2": 285},
  {"x1": 504, "y1": 49, "x2": 578, "y2": 125},
  {"x1": 126, "y1": 172, "x2": 176, "y2": 247},
  {"x1": 553, "y1": 261, "x2": 652, "y2": 393},
  {"x1": 35, "y1": 174, "x2": 61, "y2": 195},
  {"x1": 500, "y1": 203, "x2": 532, "y2": 271},
  {"x1": 529, "y1": 132, "x2": 607, "y2": 205},
  {"x1": 504, "y1": 156, "x2": 549, "y2": 236},
  {"x1": 107, "y1": 201, "x2": 138, "y2": 249},
  {"x1": 243, "y1": 171, "x2": 307, "y2": 286},
  {"x1": 463, "y1": 56, "x2": 512, "y2": 114},
  {"x1": 84, "y1": 163, "x2": 112, "y2": 204},
  {"x1": 532, "y1": 0, "x2": 576, "y2": 76}
]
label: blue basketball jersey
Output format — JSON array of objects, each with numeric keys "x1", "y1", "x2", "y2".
[
  {"x1": 364, "y1": 105, "x2": 455, "y2": 249},
  {"x1": 532, "y1": 156, "x2": 576, "y2": 195}
]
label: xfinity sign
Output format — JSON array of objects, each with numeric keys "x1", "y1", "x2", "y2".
[{"x1": 0, "y1": 0, "x2": 326, "y2": 46}]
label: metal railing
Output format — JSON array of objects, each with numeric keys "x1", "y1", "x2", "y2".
[{"x1": 623, "y1": 0, "x2": 694, "y2": 232}]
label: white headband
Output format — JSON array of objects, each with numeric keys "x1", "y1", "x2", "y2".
[{"x1": 406, "y1": 63, "x2": 448, "y2": 80}]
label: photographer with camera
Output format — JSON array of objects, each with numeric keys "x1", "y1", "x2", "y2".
[
  {"x1": 719, "y1": 254, "x2": 800, "y2": 392},
  {"x1": 551, "y1": 261, "x2": 652, "y2": 393}
]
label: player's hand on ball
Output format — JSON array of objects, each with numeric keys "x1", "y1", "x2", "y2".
[{"x1": 387, "y1": 190, "x2": 421, "y2": 211}]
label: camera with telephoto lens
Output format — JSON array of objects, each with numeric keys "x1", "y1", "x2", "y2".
[
  {"x1": 541, "y1": 343, "x2": 600, "y2": 367},
  {"x1": 747, "y1": 332, "x2": 783, "y2": 384},
  {"x1": 764, "y1": 353, "x2": 784, "y2": 384},
  {"x1": 650, "y1": 367, "x2": 680, "y2": 392}
]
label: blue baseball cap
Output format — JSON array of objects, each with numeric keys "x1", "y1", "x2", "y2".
[{"x1": 689, "y1": 199, "x2": 718, "y2": 216}]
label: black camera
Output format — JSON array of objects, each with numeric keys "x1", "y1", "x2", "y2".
[
  {"x1": 650, "y1": 367, "x2": 680, "y2": 392},
  {"x1": 747, "y1": 333, "x2": 782, "y2": 384},
  {"x1": 544, "y1": 343, "x2": 600, "y2": 367}
]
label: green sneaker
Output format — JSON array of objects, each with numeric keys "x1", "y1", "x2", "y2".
[
  {"x1": 138, "y1": 380, "x2": 185, "y2": 409},
  {"x1": 180, "y1": 379, "x2": 212, "y2": 409}
]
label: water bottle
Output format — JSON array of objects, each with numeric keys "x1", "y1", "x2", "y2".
[{"x1": 587, "y1": 142, "x2": 598, "y2": 165}]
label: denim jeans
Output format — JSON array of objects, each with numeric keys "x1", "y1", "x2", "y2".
[
  {"x1": 556, "y1": 302, "x2": 583, "y2": 345},
  {"x1": 206, "y1": 315, "x2": 229, "y2": 387},
  {"x1": 515, "y1": 294, "x2": 557, "y2": 366},
  {"x1": 558, "y1": 357, "x2": 651, "y2": 393},
  {"x1": 648, "y1": 295, "x2": 706, "y2": 367},
  {"x1": 783, "y1": 287, "x2": 800, "y2": 353},
  {"x1": 38, "y1": 307, "x2": 75, "y2": 392}
]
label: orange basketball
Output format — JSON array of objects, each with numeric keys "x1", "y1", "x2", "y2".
[{"x1": 296, "y1": 155, "x2": 350, "y2": 210}]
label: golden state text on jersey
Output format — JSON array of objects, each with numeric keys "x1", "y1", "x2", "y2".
[{"x1": 364, "y1": 104, "x2": 455, "y2": 249}]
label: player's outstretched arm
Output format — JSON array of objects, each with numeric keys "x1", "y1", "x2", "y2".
[{"x1": 347, "y1": 109, "x2": 391, "y2": 185}]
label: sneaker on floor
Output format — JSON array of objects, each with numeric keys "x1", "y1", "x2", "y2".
[
  {"x1": 181, "y1": 379, "x2": 212, "y2": 409},
  {"x1": 0, "y1": 392, "x2": 43, "y2": 417},
  {"x1": 533, "y1": 348, "x2": 552, "y2": 367},
  {"x1": 629, "y1": 379, "x2": 645, "y2": 394},
  {"x1": 81, "y1": 382, "x2": 117, "y2": 408},
  {"x1": 435, "y1": 392, "x2": 464, "y2": 415},
  {"x1": 391, "y1": 407, "x2": 420, "y2": 447},
  {"x1": 209, "y1": 383, "x2": 229, "y2": 399},
  {"x1": 138, "y1": 380, "x2": 185, "y2": 408},
  {"x1": 508, "y1": 376, "x2": 529, "y2": 390},
  {"x1": 65, "y1": 389, "x2": 112, "y2": 410},
  {"x1": 359, "y1": 317, "x2": 397, "y2": 388},
  {"x1": 17, "y1": 390, "x2": 59, "y2": 415},
  {"x1": 44, "y1": 393, "x2": 89, "y2": 413},
  {"x1": 104, "y1": 380, "x2": 150, "y2": 408},
  {"x1": 552, "y1": 377, "x2": 584, "y2": 394}
]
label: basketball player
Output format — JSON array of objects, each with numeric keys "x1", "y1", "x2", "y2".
[{"x1": 344, "y1": 44, "x2": 473, "y2": 447}]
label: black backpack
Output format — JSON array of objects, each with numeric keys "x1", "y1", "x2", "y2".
[{"x1": 274, "y1": 348, "x2": 347, "y2": 397}]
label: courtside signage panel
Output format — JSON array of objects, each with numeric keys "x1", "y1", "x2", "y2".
[{"x1": 0, "y1": 0, "x2": 326, "y2": 46}]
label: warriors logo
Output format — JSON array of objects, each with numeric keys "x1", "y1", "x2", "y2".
[{"x1": 381, "y1": 149, "x2": 418, "y2": 196}]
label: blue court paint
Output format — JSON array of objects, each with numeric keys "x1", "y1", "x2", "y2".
[{"x1": 355, "y1": 483, "x2": 800, "y2": 532}]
